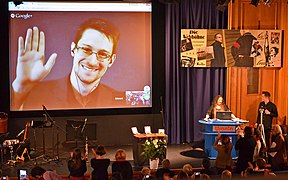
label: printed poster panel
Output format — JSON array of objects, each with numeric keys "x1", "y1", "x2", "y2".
[{"x1": 180, "y1": 29, "x2": 283, "y2": 68}]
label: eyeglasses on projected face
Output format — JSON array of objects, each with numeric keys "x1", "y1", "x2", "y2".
[{"x1": 75, "y1": 46, "x2": 112, "y2": 62}]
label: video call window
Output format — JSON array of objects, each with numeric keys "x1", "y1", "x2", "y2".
[{"x1": 8, "y1": 1, "x2": 152, "y2": 111}]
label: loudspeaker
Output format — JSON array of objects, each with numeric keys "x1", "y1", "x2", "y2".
[{"x1": 66, "y1": 120, "x2": 97, "y2": 142}]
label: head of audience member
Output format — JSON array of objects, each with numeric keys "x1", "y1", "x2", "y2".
[
  {"x1": 115, "y1": 149, "x2": 126, "y2": 161},
  {"x1": 70, "y1": 18, "x2": 120, "y2": 88},
  {"x1": 71, "y1": 148, "x2": 82, "y2": 160},
  {"x1": 200, "y1": 173, "x2": 211, "y2": 179},
  {"x1": 96, "y1": 145, "x2": 106, "y2": 156},
  {"x1": 162, "y1": 159, "x2": 171, "y2": 169},
  {"x1": 141, "y1": 167, "x2": 151, "y2": 177},
  {"x1": 30, "y1": 166, "x2": 46, "y2": 179},
  {"x1": 221, "y1": 170, "x2": 232, "y2": 179},
  {"x1": 244, "y1": 126, "x2": 253, "y2": 137},
  {"x1": 177, "y1": 170, "x2": 188, "y2": 180},
  {"x1": 182, "y1": 164, "x2": 193, "y2": 177},
  {"x1": 261, "y1": 91, "x2": 270, "y2": 103},
  {"x1": 256, "y1": 158, "x2": 266, "y2": 170},
  {"x1": 202, "y1": 158, "x2": 211, "y2": 169},
  {"x1": 271, "y1": 124, "x2": 282, "y2": 136},
  {"x1": 214, "y1": 33, "x2": 223, "y2": 43},
  {"x1": 242, "y1": 167, "x2": 253, "y2": 177},
  {"x1": 220, "y1": 134, "x2": 230, "y2": 146},
  {"x1": 111, "y1": 172, "x2": 123, "y2": 180}
]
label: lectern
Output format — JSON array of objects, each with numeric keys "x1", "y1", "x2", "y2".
[{"x1": 198, "y1": 119, "x2": 248, "y2": 159}]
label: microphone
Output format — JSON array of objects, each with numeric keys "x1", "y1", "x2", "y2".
[
  {"x1": 16, "y1": 129, "x2": 25, "y2": 137},
  {"x1": 81, "y1": 118, "x2": 87, "y2": 134},
  {"x1": 42, "y1": 105, "x2": 47, "y2": 110}
]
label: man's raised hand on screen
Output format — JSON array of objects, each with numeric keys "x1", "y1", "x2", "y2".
[{"x1": 12, "y1": 26, "x2": 57, "y2": 95}]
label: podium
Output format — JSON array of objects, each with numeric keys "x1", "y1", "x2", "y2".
[
  {"x1": 132, "y1": 133, "x2": 167, "y2": 166},
  {"x1": 198, "y1": 119, "x2": 248, "y2": 159}
]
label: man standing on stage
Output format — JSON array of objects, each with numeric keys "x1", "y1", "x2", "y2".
[{"x1": 256, "y1": 91, "x2": 278, "y2": 148}]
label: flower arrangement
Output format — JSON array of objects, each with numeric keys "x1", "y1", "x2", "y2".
[{"x1": 141, "y1": 138, "x2": 167, "y2": 160}]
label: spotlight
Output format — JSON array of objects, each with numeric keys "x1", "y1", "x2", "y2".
[
  {"x1": 13, "y1": 0, "x2": 23, "y2": 6},
  {"x1": 250, "y1": 0, "x2": 260, "y2": 7}
]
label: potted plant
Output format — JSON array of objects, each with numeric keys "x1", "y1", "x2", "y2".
[{"x1": 141, "y1": 138, "x2": 167, "y2": 169}]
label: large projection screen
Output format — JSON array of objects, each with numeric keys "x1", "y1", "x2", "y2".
[{"x1": 9, "y1": 2, "x2": 152, "y2": 111}]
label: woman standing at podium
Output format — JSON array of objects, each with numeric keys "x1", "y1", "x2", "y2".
[{"x1": 205, "y1": 95, "x2": 236, "y2": 119}]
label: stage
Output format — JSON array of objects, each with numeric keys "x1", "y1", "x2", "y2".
[{"x1": 0, "y1": 143, "x2": 207, "y2": 177}]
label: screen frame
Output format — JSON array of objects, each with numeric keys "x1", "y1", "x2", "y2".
[{"x1": 1, "y1": 0, "x2": 165, "y2": 117}]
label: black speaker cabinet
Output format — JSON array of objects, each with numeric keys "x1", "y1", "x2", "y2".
[{"x1": 66, "y1": 120, "x2": 97, "y2": 143}]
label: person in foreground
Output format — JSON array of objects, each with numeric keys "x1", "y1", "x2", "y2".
[
  {"x1": 235, "y1": 126, "x2": 256, "y2": 174},
  {"x1": 112, "y1": 149, "x2": 133, "y2": 180},
  {"x1": 67, "y1": 148, "x2": 87, "y2": 180},
  {"x1": 90, "y1": 145, "x2": 110, "y2": 180},
  {"x1": 214, "y1": 131, "x2": 233, "y2": 174},
  {"x1": 30, "y1": 166, "x2": 61, "y2": 180},
  {"x1": 12, "y1": 18, "x2": 125, "y2": 110},
  {"x1": 264, "y1": 124, "x2": 287, "y2": 171}
]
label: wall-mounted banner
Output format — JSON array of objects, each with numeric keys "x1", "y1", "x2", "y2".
[{"x1": 180, "y1": 29, "x2": 283, "y2": 68}]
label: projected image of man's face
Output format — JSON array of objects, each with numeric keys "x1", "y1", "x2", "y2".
[{"x1": 72, "y1": 29, "x2": 115, "y2": 84}]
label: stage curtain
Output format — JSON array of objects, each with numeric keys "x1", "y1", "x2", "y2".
[{"x1": 164, "y1": 0, "x2": 228, "y2": 144}]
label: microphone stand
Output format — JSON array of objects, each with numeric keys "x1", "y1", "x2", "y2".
[{"x1": 42, "y1": 106, "x2": 66, "y2": 162}]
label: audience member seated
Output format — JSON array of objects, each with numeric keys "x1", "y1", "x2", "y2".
[
  {"x1": 30, "y1": 166, "x2": 61, "y2": 180},
  {"x1": 242, "y1": 158, "x2": 268, "y2": 178},
  {"x1": 265, "y1": 124, "x2": 287, "y2": 171},
  {"x1": 112, "y1": 149, "x2": 133, "y2": 180},
  {"x1": 221, "y1": 170, "x2": 232, "y2": 179},
  {"x1": 281, "y1": 125, "x2": 288, "y2": 158},
  {"x1": 90, "y1": 145, "x2": 110, "y2": 180},
  {"x1": 200, "y1": 158, "x2": 218, "y2": 176},
  {"x1": 182, "y1": 164, "x2": 193, "y2": 179},
  {"x1": 235, "y1": 126, "x2": 256, "y2": 174},
  {"x1": 176, "y1": 170, "x2": 188, "y2": 180},
  {"x1": 67, "y1": 148, "x2": 87, "y2": 180},
  {"x1": 214, "y1": 132, "x2": 233, "y2": 174},
  {"x1": 155, "y1": 159, "x2": 175, "y2": 179},
  {"x1": 199, "y1": 173, "x2": 211, "y2": 179},
  {"x1": 139, "y1": 167, "x2": 153, "y2": 180}
]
